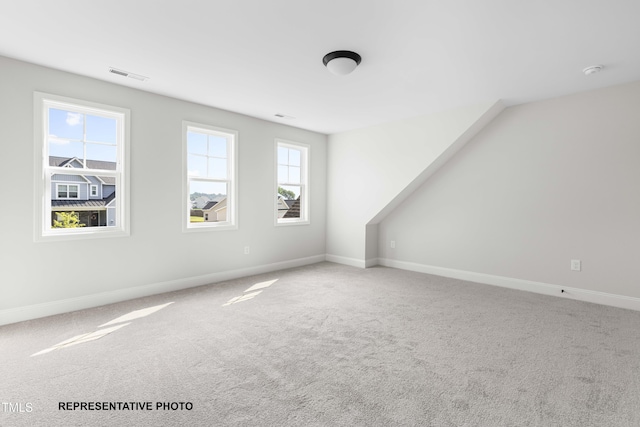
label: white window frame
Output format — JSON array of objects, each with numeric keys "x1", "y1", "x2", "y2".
[
  {"x1": 56, "y1": 183, "x2": 80, "y2": 199},
  {"x1": 90, "y1": 185, "x2": 98, "y2": 197},
  {"x1": 275, "y1": 139, "x2": 309, "y2": 226},
  {"x1": 182, "y1": 121, "x2": 238, "y2": 232},
  {"x1": 34, "y1": 92, "x2": 130, "y2": 241}
]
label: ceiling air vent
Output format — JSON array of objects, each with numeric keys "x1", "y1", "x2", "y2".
[{"x1": 108, "y1": 67, "x2": 149, "y2": 82}]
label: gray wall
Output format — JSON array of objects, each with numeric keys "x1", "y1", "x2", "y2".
[
  {"x1": 378, "y1": 81, "x2": 640, "y2": 298},
  {"x1": 0, "y1": 55, "x2": 326, "y2": 315},
  {"x1": 326, "y1": 102, "x2": 501, "y2": 266}
]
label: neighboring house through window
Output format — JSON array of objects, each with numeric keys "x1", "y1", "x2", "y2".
[
  {"x1": 183, "y1": 121, "x2": 237, "y2": 231},
  {"x1": 34, "y1": 92, "x2": 130, "y2": 240},
  {"x1": 276, "y1": 139, "x2": 309, "y2": 225}
]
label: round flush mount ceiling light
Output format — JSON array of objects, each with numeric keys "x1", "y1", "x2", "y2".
[
  {"x1": 323, "y1": 50, "x2": 362, "y2": 75},
  {"x1": 583, "y1": 65, "x2": 604, "y2": 76}
]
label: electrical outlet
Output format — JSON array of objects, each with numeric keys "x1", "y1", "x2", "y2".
[
  {"x1": 571, "y1": 259, "x2": 581, "y2": 271},
  {"x1": 244, "y1": 246, "x2": 250, "y2": 255},
  {"x1": 390, "y1": 240, "x2": 396, "y2": 249}
]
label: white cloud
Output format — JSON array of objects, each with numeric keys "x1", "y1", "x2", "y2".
[
  {"x1": 48, "y1": 134, "x2": 70, "y2": 144},
  {"x1": 66, "y1": 112, "x2": 83, "y2": 126}
]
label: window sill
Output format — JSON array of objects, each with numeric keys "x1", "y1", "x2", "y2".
[
  {"x1": 183, "y1": 223, "x2": 238, "y2": 233},
  {"x1": 275, "y1": 219, "x2": 310, "y2": 227},
  {"x1": 35, "y1": 228, "x2": 129, "y2": 242}
]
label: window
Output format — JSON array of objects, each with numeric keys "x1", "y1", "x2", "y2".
[
  {"x1": 56, "y1": 184, "x2": 79, "y2": 199},
  {"x1": 34, "y1": 92, "x2": 130, "y2": 241},
  {"x1": 183, "y1": 121, "x2": 237, "y2": 231},
  {"x1": 276, "y1": 139, "x2": 309, "y2": 225}
]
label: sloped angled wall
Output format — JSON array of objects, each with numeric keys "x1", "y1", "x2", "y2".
[{"x1": 326, "y1": 101, "x2": 504, "y2": 267}]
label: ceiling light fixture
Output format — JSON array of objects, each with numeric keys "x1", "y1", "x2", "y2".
[
  {"x1": 582, "y1": 65, "x2": 604, "y2": 76},
  {"x1": 323, "y1": 50, "x2": 362, "y2": 76}
]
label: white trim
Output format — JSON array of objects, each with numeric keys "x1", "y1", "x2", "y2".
[
  {"x1": 275, "y1": 139, "x2": 310, "y2": 226},
  {"x1": 325, "y1": 254, "x2": 367, "y2": 269},
  {"x1": 182, "y1": 121, "x2": 238, "y2": 232},
  {"x1": 378, "y1": 258, "x2": 640, "y2": 312},
  {"x1": 0, "y1": 254, "x2": 326, "y2": 326},
  {"x1": 365, "y1": 258, "x2": 380, "y2": 268}
]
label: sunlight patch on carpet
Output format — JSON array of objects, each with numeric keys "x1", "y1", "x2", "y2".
[
  {"x1": 99, "y1": 302, "x2": 174, "y2": 327},
  {"x1": 31, "y1": 302, "x2": 174, "y2": 357},
  {"x1": 31, "y1": 323, "x2": 130, "y2": 357},
  {"x1": 222, "y1": 278, "x2": 279, "y2": 307},
  {"x1": 244, "y1": 279, "x2": 278, "y2": 293},
  {"x1": 223, "y1": 291, "x2": 262, "y2": 306}
]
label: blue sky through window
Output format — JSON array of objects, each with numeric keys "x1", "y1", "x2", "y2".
[
  {"x1": 278, "y1": 146, "x2": 302, "y2": 197},
  {"x1": 48, "y1": 108, "x2": 118, "y2": 164},
  {"x1": 187, "y1": 131, "x2": 229, "y2": 196}
]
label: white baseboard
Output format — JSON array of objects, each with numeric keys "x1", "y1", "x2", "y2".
[
  {"x1": 325, "y1": 254, "x2": 380, "y2": 269},
  {"x1": 0, "y1": 255, "x2": 326, "y2": 326},
  {"x1": 365, "y1": 258, "x2": 380, "y2": 268},
  {"x1": 378, "y1": 258, "x2": 640, "y2": 312},
  {"x1": 325, "y1": 254, "x2": 367, "y2": 268}
]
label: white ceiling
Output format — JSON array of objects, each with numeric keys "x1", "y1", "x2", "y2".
[{"x1": 1, "y1": 0, "x2": 639, "y2": 134}]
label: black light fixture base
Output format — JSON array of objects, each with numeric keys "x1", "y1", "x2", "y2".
[{"x1": 322, "y1": 50, "x2": 362, "y2": 67}]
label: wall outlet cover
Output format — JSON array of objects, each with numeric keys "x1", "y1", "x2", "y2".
[{"x1": 571, "y1": 259, "x2": 581, "y2": 271}]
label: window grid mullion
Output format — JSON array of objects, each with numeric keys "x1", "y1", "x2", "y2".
[{"x1": 82, "y1": 112, "x2": 87, "y2": 168}]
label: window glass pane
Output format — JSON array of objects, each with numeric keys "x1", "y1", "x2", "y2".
[
  {"x1": 42, "y1": 96, "x2": 125, "y2": 237},
  {"x1": 49, "y1": 108, "x2": 84, "y2": 140},
  {"x1": 187, "y1": 132, "x2": 207, "y2": 155},
  {"x1": 187, "y1": 154, "x2": 207, "y2": 177},
  {"x1": 279, "y1": 185, "x2": 300, "y2": 199},
  {"x1": 86, "y1": 114, "x2": 117, "y2": 144},
  {"x1": 208, "y1": 158, "x2": 227, "y2": 179},
  {"x1": 86, "y1": 143, "x2": 117, "y2": 164},
  {"x1": 277, "y1": 146, "x2": 288, "y2": 164},
  {"x1": 53, "y1": 181, "x2": 121, "y2": 228},
  {"x1": 189, "y1": 180, "x2": 228, "y2": 223},
  {"x1": 48, "y1": 139, "x2": 84, "y2": 159},
  {"x1": 208, "y1": 135, "x2": 227, "y2": 158},
  {"x1": 289, "y1": 149, "x2": 301, "y2": 167},
  {"x1": 278, "y1": 165, "x2": 288, "y2": 183},
  {"x1": 280, "y1": 185, "x2": 301, "y2": 219},
  {"x1": 289, "y1": 166, "x2": 301, "y2": 184}
]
